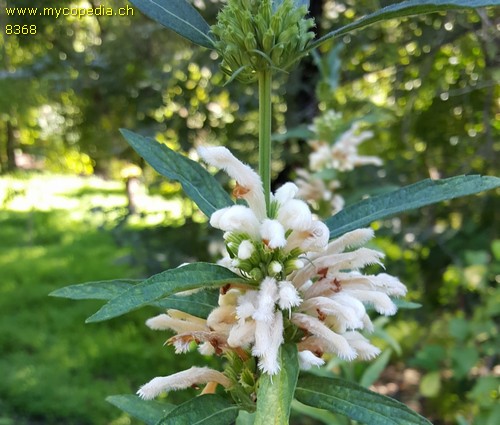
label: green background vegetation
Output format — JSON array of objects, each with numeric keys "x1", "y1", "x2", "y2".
[{"x1": 1, "y1": 0, "x2": 498, "y2": 424}]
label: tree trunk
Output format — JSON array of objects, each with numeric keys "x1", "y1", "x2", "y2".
[{"x1": 6, "y1": 118, "x2": 17, "y2": 172}]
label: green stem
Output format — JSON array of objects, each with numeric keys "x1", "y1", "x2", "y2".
[{"x1": 258, "y1": 70, "x2": 272, "y2": 215}]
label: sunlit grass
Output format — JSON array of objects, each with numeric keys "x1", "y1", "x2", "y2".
[{"x1": 0, "y1": 172, "x2": 214, "y2": 425}]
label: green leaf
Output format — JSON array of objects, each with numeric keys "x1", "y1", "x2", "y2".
[
  {"x1": 312, "y1": 0, "x2": 500, "y2": 49},
  {"x1": 129, "y1": 0, "x2": 214, "y2": 48},
  {"x1": 235, "y1": 410, "x2": 256, "y2": 425},
  {"x1": 157, "y1": 394, "x2": 239, "y2": 425},
  {"x1": 393, "y1": 299, "x2": 422, "y2": 310},
  {"x1": 295, "y1": 375, "x2": 433, "y2": 425},
  {"x1": 86, "y1": 263, "x2": 246, "y2": 323},
  {"x1": 154, "y1": 288, "x2": 219, "y2": 319},
  {"x1": 49, "y1": 279, "x2": 138, "y2": 300},
  {"x1": 120, "y1": 129, "x2": 233, "y2": 218},
  {"x1": 325, "y1": 175, "x2": 500, "y2": 240},
  {"x1": 254, "y1": 344, "x2": 299, "y2": 425},
  {"x1": 106, "y1": 394, "x2": 175, "y2": 425},
  {"x1": 291, "y1": 399, "x2": 341, "y2": 425},
  {"x1": 50, "y1": 280, "x2": 219, "y2": 319},
  {"x1": 419, "y1": 371, "x2": 442, "y2": 398},
  {"x1": 360, "y1": 349, "x2": 392, "y2": 388}
]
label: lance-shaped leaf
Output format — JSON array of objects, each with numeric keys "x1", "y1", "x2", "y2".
[
  {"x1": 49, "y1": 279, "x2": 138, "y2": 300},
  {"x1": 254, "y1": 344, "x2": 299, "y2": 425},
  {"x1": 154, "y1": 288, "x2": 219, "y2": 318},
  {"x1": 50, "y1": 280, "x2": 219, "y2": 318},
  {"x1": 86, "y1": 263, "x2": 246, "y2": 323},
  {"x1": 130, "y1": 0, "x2": 214, "y2": 48},
  {"x1": 157, "y1": 394, "x2": 239, "y2": 425},
  {"x1": 311, "y1": 0, "x2": 500, "y2": 49},
  {"x1": 121, "y1": 129, "x2": 233, "y2": 217},
  {"x1": 325, "y1": 175, "x2": 500, "y2": 240},
  {"x1": 106, "y1": 395, "x2": 175, "y2": 425},
  {"x1": 295, "y1": 375, "x2": 433, "y2": 425}
]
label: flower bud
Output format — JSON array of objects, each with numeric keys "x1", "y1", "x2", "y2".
[
  {"x1": 262, "y1": 29, "x2": 275, "y2": 52},
  {"x1": 211, "y1": 0, "x2": 315, "y2": 83},
  {"x1": 249, "y1": 267, "x2": 264, "y2": 281},
  {"x1": 268, "y1": 261, "x2": 283, "y2": 276}
]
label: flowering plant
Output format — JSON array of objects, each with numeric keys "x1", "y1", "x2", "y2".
[
  {"x1": 51, "y1": 0, "x2": 500, "y2": 424},
  {"x1": 296, "y1": 110, "x2": 383, "y2": 215}
]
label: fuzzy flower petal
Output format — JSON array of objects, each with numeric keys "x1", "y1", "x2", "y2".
[
  {"x1": 298, "y1": 350, "x2": 325, "y2": 370},
  {"x1": 274, "y1": 182, "x2": 299, "y2": 204},
  {"x1": 278, "y1": 281, "x2": 302, "y2": 310},
  {"x1": 198, "y1": 146, "x2": 266, "y2": 219},
  {"x1": 260, "y1": 219, "x2": 286, "y2": 249},
  {"x1": 137, "y1": 367, "x2": 231, "y2": 400},
  {"x1": 291, "y1": 313, "x2": 357, "y2": 361}
]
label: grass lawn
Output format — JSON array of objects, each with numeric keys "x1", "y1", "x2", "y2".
[{"x1": 0, "y1": 173, "x2": 214, "y2": 425}]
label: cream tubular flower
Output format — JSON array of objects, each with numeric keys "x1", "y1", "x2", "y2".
[
  {"x1": 252, "y1": 277, "x2": 278, "y2": 322},
  {"x1": 298, "y1": 350, "x2": 325, "y2": 370},
  {"x1": 344, "y1": 331, "x2": 381, "y2": 360},
  {"x1": 274, "y1": 182, "x2": 299, "y2": 204},
  {"x1": 277, "y1": 199, "x2": 312, "y2": 231},
  {"x1": 238, "y1": 240, "x2": 255, "y2": 260},
  {"x1": 257, "y1": 311, "x2": 284, "y2": 375},
  {"x1": 278, "y1": 281, "x2": 302, "y2": 310},
  {"x1": 146, "y1": 310, "x2": 207, "y2": 333},
  {"x1": 212, "y1": 205, "x2": 261, "y2": 238},
  {"x1": 260, "y1": 219, "x2": 286, "y2": 249},
  {"x1": 137, "y1": 367, "x2": 232, "y2": 400},
  {"x1": 227, "y1": 320, "x2": 256, "y2": 348},
  {"x1": 291, "y1": 313, "x2": 357, "y2": 361},
  {"x1": 198, "y1": 146, "x2": 266, "y2": 219}
]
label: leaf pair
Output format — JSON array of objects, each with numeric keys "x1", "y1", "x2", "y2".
[
  {"x1": 106, "y1": 345, "x2": 431, "y2": 425},
  {"x1": 122, "y1": 128, "x2": 499, "y2": 243},
  {"x1": 130, "y1": 0, "x2": 500, "y2": 52}
]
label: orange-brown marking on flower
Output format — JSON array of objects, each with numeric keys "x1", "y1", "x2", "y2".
[
  {"x1": 220, "y1": 284, "x2": 231, "y2": 295},
  {"x1": 201, "y1": 381, "x2": 218, "y2": 395},
  {"x1": 316, "y1": 308, "x2": 327, "y2": 322},
  {"x1": 233, "y1": 183, "x2": 250, "y2": 198},
  {"x1": 317, "y1": 267, "x2": 328, "y2": 279},
  {"x1": 331, "y1": 278, "x2": 342, "y2": 293}
]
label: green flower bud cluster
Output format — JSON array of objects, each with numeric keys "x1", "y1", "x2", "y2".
[
  {"x1": 224, "y1": 232, "x2": 304, "y2": 281},
  {"x1": 211, "y1": 0, "x2": 315, "y2": 83}
]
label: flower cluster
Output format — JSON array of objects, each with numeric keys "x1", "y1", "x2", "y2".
[
  {"x1": 308, "y1": 121, "x2": 382, "y2": 172},
  {"x1": 211, "y1": 0, "x2": 315, "y2": 83},
  {"x1": 296, "y1": 111, "x2": 383, "y2": 214},
  {"x1": 137, "y1": 147, "x2": 406, "y2": 400}
]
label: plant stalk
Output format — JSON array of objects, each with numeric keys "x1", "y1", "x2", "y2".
[{"x1": 258, "y1": 70, "x2": 272, "y2": 214}]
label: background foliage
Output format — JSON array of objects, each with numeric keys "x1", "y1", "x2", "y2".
[{"x1": 0, "y1": 0, "x2": 498, "y2": 424}]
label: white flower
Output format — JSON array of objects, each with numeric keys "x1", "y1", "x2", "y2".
[
  {"x1": 274, "y1": 182, "x2": 299, "y2": 204},
  {"x1": 199, "y1": 146, "x2": 266, "y2": 219},
  {"x1": 137, "y1": 367, "x2": 231, "y2": 400},
  {"x1": 227, "y1": 320, "x2": 256, "y2": 348},
  {"x1": 238, "y1": 240, "x2": 255, "y2": 260},
  {"x1": 291, "y1": 313, "x2": 357, "y2": 361},
  {"x1": 257, "y1": 311, "x2": 284, "y2": 375},
  {"x1": 260, "y1": 219, "x2": 286, "y2": 249},
  {"x1": 146, "y1": 310, "x2": 207, "y2": 333},
  {"x1": 142, "y1": 147, "x2": 408, "y2": 386},
  {"x1": 277, "y1": 199, "x2": 312, "y2": 231},
  {"x1": 298, "y1": 350, "x2": 325, "y2": 370},
  {"x1": 343, "y1": 331, "x2": 381, "y2": 360},
  {"x1": 278, "y1": 281, "x2": 302, "y2": 310},
  {"x1": 211, "y1": 205, "x2": 261, "y2": 238},
  {"x1": 252, "y1": 277, "x2": 278, "y2": 322}
]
